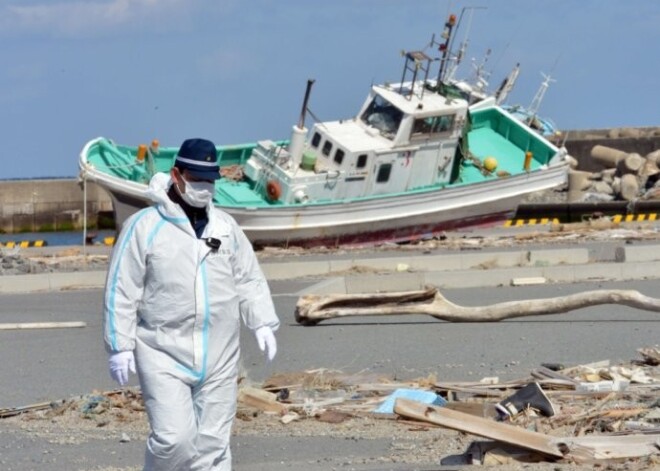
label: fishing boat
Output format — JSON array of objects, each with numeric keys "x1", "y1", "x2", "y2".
[{"x1": 79, "y1": 14, "x2": 570, "y2": 248}]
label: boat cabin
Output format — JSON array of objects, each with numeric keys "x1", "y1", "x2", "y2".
[{"x1": 243, "y1": 77, "x2": 469, "y2": 205}]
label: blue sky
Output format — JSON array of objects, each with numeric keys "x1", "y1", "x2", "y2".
[{"x1": 1, "y1": 0, "x2": 658, "y2": 179}]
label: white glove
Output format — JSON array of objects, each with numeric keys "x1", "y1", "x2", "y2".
[
  {"x1": 108, "y1": 351, "x2": 136, "y2": 386},
  {"x1": 254, "y1": 326, "x2": 277, "y2": 361}
]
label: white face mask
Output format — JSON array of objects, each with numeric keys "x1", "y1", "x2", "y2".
[{"x1": 178, "y1": 178, "x2": 215, "y2": 208}]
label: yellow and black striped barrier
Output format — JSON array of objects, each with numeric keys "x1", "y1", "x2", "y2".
[
  {"x1": 505, "y1": 213, "x2": 659, "y2": 227},
  {"x1": 610, "y1": 213, "x2": 657, "y2": 223},
  {"x1": 0, "y1": 240, "x2": 48, "y2": 248},
  {"x1": 503, "y1": 218, "x2": 560, "y2": 227}
]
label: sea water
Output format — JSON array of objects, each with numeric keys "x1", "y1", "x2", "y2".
[{"x1": 0, "y1": 230, "x2": 116, "y2": 247}]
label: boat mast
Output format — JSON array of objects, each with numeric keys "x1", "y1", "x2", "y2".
[
  {"x1": 436, "y1": 14, "x2": 457, "y2": 84},
  {"x1": 298, "y1": 79, "x2": 315, "y2": 129},
  {"x1": 289, "y1": 79, "x2": 315, "y2": 169},
  {"x1": 444, "y1": 6, "x2": 487, "y2": 83},
  {"x1": 527, "y1": 72, "x2": 555, "y2": 121},
  {"x1": 495, "y1": 62, "x2": 520, "y2": 105}
]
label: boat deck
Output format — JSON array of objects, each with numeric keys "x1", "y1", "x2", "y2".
[
  {"x1": 461, "y1": 127, "x2": 540, "y2": 182},
  {"x1": 216, "y1": 180, "x2": 271, "y2": 207}
]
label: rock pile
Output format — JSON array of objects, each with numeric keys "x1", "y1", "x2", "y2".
[{"x1": 569, "y1": 144, "x2": 660, "y2": 203}]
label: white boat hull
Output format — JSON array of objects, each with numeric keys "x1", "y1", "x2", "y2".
[{"x1": 81, "y1": 153, "x2": 567, "y2": 247}]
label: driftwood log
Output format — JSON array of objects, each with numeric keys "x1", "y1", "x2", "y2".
[{"x1": 294, "y1": 287, "x2": 660, "y2": 325}]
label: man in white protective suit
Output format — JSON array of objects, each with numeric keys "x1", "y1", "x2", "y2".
[{"x1": 103, "y1": 138, "x2": 280, "y2": 470}]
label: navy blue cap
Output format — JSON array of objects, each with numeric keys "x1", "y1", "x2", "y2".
[{"x1": 174, "y1": 138, "x2": 220, "y2": 181}]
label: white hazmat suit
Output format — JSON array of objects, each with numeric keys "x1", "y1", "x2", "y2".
[{"x1": 103, "y1": 173, "x2": 279, "y2": 470}]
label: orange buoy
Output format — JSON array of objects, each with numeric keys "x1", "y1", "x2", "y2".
[
  {"x1": 266, "y1": 180, "x2": 282, "y2": 200},
  {"x1": 524, "y1": 151, "x2": 533, "y2": 171}
]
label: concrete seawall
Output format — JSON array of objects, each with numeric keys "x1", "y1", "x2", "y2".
[{"x1": 0, "y1": 179, "x2": 113, "y2": 233}]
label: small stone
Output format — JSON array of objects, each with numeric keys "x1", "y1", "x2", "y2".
[{"x1": 119, "y1": 433, "x2": 130, "y2": 443}]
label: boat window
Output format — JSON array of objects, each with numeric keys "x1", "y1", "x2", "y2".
[
  {"x1": 334, "y1": 149, "x2": 345, "y2": 165},
  {"x1": 376, "y1": 163, "x2": 392, "y2": 183},
  {"x1": 356, "y1": 154, "x2": 368, "y2": 168},
  {"x1": 361, "y1": 95, "x2": 403, "y2": 139},
  {"x1": 322, "y1": 140, "x2": 333, "y2": 156},
  {"x1": 311, "y1": 132, "x2": 321, "y2": 148},
  {"x1": 410, "y1": 114, "x2": 456, "y2": 139}
]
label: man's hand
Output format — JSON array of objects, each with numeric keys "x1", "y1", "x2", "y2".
[
  {"x1": 108, "y1": 351, "x2": 136, "y2": 386},
  {"x1": 254, "y1": 326, "x2": 277, "y2": 361}
]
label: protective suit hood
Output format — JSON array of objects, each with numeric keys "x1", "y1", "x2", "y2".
[
  {"x1": 145, "y1": 172, "x2": 219, "y2": 238},
  {"x1": 146, "y1": 172, "x2": 186, "y2": 216}
]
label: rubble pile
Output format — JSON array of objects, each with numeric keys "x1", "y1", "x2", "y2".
[
  {"x1": 236, "y1": 347, "x2": 660, "y2": 466},
  {"x1": 4, "y1": 349, "x2": 658, "y2": 467},
  {"x1": 569, "y1": 144, "x2": 660, "y2": 203},
  {"x1": 0, "y1": 247, "x2": 108, "y2": 276}
]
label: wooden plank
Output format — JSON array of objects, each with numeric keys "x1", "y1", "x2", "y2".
[
  {"x1": 555, "y1": 434, "x2": 660, "y2": 462},
  {"x1": 394, "y1": 398, "x2": 564, "y2": 458},
  {"x1": 0, "y1": 321, "x2": 87, "y2": 330},
  {"x1": 0, "y1": 401, "x2": 52, "y2": 419}
]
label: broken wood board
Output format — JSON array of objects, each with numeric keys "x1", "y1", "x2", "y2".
[
  {"x1": 393, "y1": 398, "x2": 564, "y2": 458},
  {"x1": 0, "y1": 401, "x2": 52, "y2": 419},
  {"x1": 295, "y1": 287, "x2": 660, "y2": 325},
  {"x1": 0, "y1": 321, "x2": 86, "y2": 330},
  {"x1": 555, "y1": 434, "x2": 660, "y2": 463}
]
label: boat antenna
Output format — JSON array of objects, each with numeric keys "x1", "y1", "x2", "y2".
[
  {"x1": 298, "y1": 79, "x2": 315, "y2": 129},
  {"x1": 470, "y1": 48, "x2": 492, "y2": 94}
]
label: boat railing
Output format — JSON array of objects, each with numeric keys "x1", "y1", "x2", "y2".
[{"x1": 252, "y1": 141, "x2": 283, "y2": 199}]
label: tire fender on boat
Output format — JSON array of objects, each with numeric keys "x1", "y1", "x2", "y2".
[{"x1": 266, "y1": 180, "x2": 282, "y2": 201}]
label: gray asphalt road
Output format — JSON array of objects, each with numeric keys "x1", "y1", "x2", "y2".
[{"x1": 0, "y1": 277, "x2": 658, "y2": 470}]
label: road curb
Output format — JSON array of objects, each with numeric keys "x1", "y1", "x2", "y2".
[{"x1": 2, "y1": 246, "x2": 660, "y2": 294}]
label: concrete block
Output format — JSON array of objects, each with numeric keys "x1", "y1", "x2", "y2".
[
  {"x1": 347, "y1": 257, "x2": 402, "y2": 271},
  {"x1": 328, "y1": 259, "x2": 354, "y2": 273},
  {"x1": 296, "y1": 277, "x2": 347, "y2": 296},
  {"x1": 410, "y1": 254, "x2": 464, "y2": 271},
  {"x1": 541, "y1": 263, "x2": 626, "y2": 283},
  {"x1": 529, "y1": 248, "x2": 588, "y2": 266},
  {"x1": 0, "y1": 274, "x2": 51, "y2": 293},
  {"x1": 48, "y1": 271, "x2": 106, "y2": 291},
  {"x1": 620, "y1": 262, "x2": 660, "y2": 280},
  {"x1": 262, "y1": 260, "x2": 331, "y2": 280},
  {"x1": 460, "y1": 251, "x2": 527, "y2": 270},
  {"x1": 344, "y1": 273, "x2": 425, "y2": 293},
  {"x1": 615, "y1": 245, "x2": 660, "y2": 263},
  {"x1": 425, "y1": 267, "x2": 543, "y2": 289}
]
